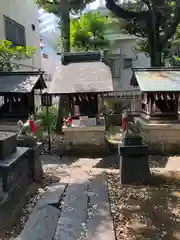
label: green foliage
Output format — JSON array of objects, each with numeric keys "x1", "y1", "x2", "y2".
[
  {"x1": 36, "y1": 0, "x2": 95, "y2": 14},
  {"x1": 70, "y1": 12, "x2": 109, "y2": 51},
  {"x1": 0, "y1": 40, "x2": 36, "y2": 71},
  {"x1": 36, "y1": 106, "x2": 58, "y2": 132},
  {"x1": 134, "y1": 23, "x2": 180, "y2": 66},
  {"x1": 106, "y1": 0, "x2": 180, "y2": 66},
  {"x1": 36, "y1": 0, "x2": 96, "y2": 52}
]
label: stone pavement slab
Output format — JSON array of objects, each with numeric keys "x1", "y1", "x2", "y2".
[
  {"x1": 87, "y1": 173, "x2": 115, "y2": 240},
  {"x1": 54, "y1": 172, "x2": 90, "y2": 240},
  {"x1": 16, "y1": 205, "x2": 61, "y2": 240},
  {"x1": 35, "y1": 183, "x2": 68, "y2": 211}
]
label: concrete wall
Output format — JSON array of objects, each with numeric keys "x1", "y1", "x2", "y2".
[{"x1": 0, "y1": 0, "x2": 41, "y2": 70}]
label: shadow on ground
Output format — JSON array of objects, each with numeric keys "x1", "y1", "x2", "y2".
[
  {"x1": 93, "y1": 154, "x2": 119, "y2": 169},
  {"x1": 93, "y1": 154, "x2": 170, "y2": 170},
  {"x1": 108, "y1": 172, "x2": 180, "y2": 240}
]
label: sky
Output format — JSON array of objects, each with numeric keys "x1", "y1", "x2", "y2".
[{"x1": 88, "y1": 0, "x2": 105, "y2": 10}]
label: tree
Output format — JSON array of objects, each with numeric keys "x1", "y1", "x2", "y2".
[
  {"x1": 105, "y1": 0, "x2": 180, "y2": 67},
  {"x1": 70, "y1": 12, "x2": 109, "y2": 51},
  {"x1": 0, "y1": 40, "x2": 36, "y2": 71},
  {"x1": 36, "y1": 0, "x2": 95, "y2": 52}
]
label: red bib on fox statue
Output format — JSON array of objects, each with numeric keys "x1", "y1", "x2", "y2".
[{"x1": 122, "y1": 110, "x2": 128, "y2": 137}]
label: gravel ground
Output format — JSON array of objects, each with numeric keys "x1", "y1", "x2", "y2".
[
  {"x1": 3, "y1": 152, "x2": 180, "y2": 240},
  {"x1": 107, "y1": 171, "x2": 180, "y2": 240}
]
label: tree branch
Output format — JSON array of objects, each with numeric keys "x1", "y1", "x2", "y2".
[{"x1": 105, "y1": 0, "x2": 148, "y2": 20}]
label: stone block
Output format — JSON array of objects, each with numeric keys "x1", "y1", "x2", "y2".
[
  {"x1": 0, "y1": 132, "x2": 17, "y2": 160},
  {"x1": 119, "y1": 144, "x2": 151, "y2": 184},
  {"x1": 120, "y1": 145, "x2": 148, "y2": 156},
  {"x1": 87, "y1": 174, "x2": 115, "y2": 240},
  {"x1": 0, "y1": 147, "x2": 31, "y2": 228},
  {"x1": 27, "y1": 142, "x2": 43, "y2": 182},
  {"x1": 0, "y1": 147, "x2": 30, "y2": 194},
  {"x1": 17, "y1": 136, "x2": 37, "y2": 148},
  {"x1": 123, "y1": 135, "x2": 142, "y2": 146}
]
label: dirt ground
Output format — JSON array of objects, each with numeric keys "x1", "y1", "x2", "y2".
[{"x1": 107, "y1": 170, "x2": 180, "y2": 240}]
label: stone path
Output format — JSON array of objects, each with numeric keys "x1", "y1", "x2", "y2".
[{"x1": 17, "y1": 156, "x2": 116, "y2": 240}]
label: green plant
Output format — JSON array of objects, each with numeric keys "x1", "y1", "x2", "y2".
[
  {"x1": 70, "y1": 12, "x2": 109, "y2": 51},
  {"x1": 36, "y1": 106, "x2": 58, "y2": 133},
  {"x1": 0, "y1": 40, "x2": 36, "y2": 71}
]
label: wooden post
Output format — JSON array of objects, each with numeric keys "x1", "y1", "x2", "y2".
[{"x1": 46, "y1": 106, "x2": 51, "y2": 153}]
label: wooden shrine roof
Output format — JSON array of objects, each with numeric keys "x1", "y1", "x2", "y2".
[
  {"x1": 0, "y1": 71, "x2": 47, "y2": 94},
  {"x1": 131, "y1": 68, "x2": 180, "y2": 92},
  {"x1": 49, "y1": 51, "x2": 113, "y2": 94}
]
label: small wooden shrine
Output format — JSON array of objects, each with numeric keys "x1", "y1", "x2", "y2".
[
  {"x1": 48, "y1": 51, "x2": 113, "y2": 154},
  {"x1": 49, "y1": 51, "x2": 113, "y2": 127},
  {"x1": 131, "y1": 68, "x2": 180, "y2": 123},
  {"x1": 0, "y1": 71, "x2": 47, "y2": 120}
]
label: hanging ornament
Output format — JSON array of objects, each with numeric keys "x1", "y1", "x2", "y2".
[
  {"x1": 167, "y1": 94, "x2": 171, "y2": 100},
  {"x1": 155, "y1": 93, "x2": 158, "y2": 100},
  {"x1": 144, "y1": 93, "x2": 148, "y2": 104},
  {"x1": 161, "y1": 94, "x2": 164, "y2": 100},
  {"x1": 173, "y1": 93, "x2": 175, "y2": 100}
]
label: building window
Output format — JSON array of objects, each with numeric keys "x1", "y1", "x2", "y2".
[
  {"x1": 4, "y1": 16, "x2": 26, "y2": 47},
  {"x1": 110, "y1": 58, "x2": 121, "y2": 78},
  {"x1": 42, "y1": 53, "x2": 48, "y2": 59},
  {"x1": 124, "y1": 58, "x2": 132, "y2": 69},
  {"x1": 31, "y1": 24, "x2": 36, "y2": 31}
]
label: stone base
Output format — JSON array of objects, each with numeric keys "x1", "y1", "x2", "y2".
[
  {"x1": 0, "y1": 147, "x2": 30, "y2": 228},
  {"x1": 28, "y1": 142, "x2": 43, "y2": 183},
  {"x1": 119, "y1": 144, "x2": 151, "y2": 185},
  {"x1": 135, "y1": 117, "x2": 180, "y2": 154},
  {"x1": 17, "y1": 141, "x2": 43, "y2": 183},
  {"x1": 63, "y1": 126, "x2": 107, "y2": 155}
]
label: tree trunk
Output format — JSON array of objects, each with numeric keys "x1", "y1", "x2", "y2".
[
  {"x1": 60, "y1": 0, "x2": 70, "y2": 53},
  {"x1": 147, "y1": 14, "x2": 163, "y2": 67},
  {"x1": 56, "y1": 0, "x2": 70, "y2": 132}
]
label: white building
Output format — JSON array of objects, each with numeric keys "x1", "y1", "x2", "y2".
[
  {"x1": 107, "y1": 34, "x2": 150, "y2": 90},
  {"x1": 0, "y1": 0, "x2": 41, "y2": 71},
  {"x1": 104, "y1": 34, "x2": 150, "y2": 112},
  {"x1": 38, "y1": 8, "x2": 60, "y2": 86}
]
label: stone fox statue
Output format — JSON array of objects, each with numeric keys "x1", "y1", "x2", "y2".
[
  {"x1": 122, "y1": 109, "x2": 128, "y2": 137},
  {"x1": 17, "y1": 115, "x2": 41, "y2": 135}
]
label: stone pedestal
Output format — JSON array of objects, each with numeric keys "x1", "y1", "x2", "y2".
[
  {"x1": 118, "y1": 136, "x2": 151, "y2": 185},
  {"x1": 0, "y1": 147, "x2": 30, "y2": 200},
  {"x1": 0, "y1": 131, "x2": 34, "y2": 229},
  {"x1": 63, "y1": 125, "x2": 107, "y2": 155},
  {"x1": 135, "y1": 117, "x2": 180, "y2": 154},
  {"x1": 17, "y1": 139, "x2": 43, "y2": 183},
  {"x1": 28, "y1": 142, "x2": 43, "y2": 183},
  {"x1": 0, "y1": 147, "x2": 30, "y2": 228}
]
